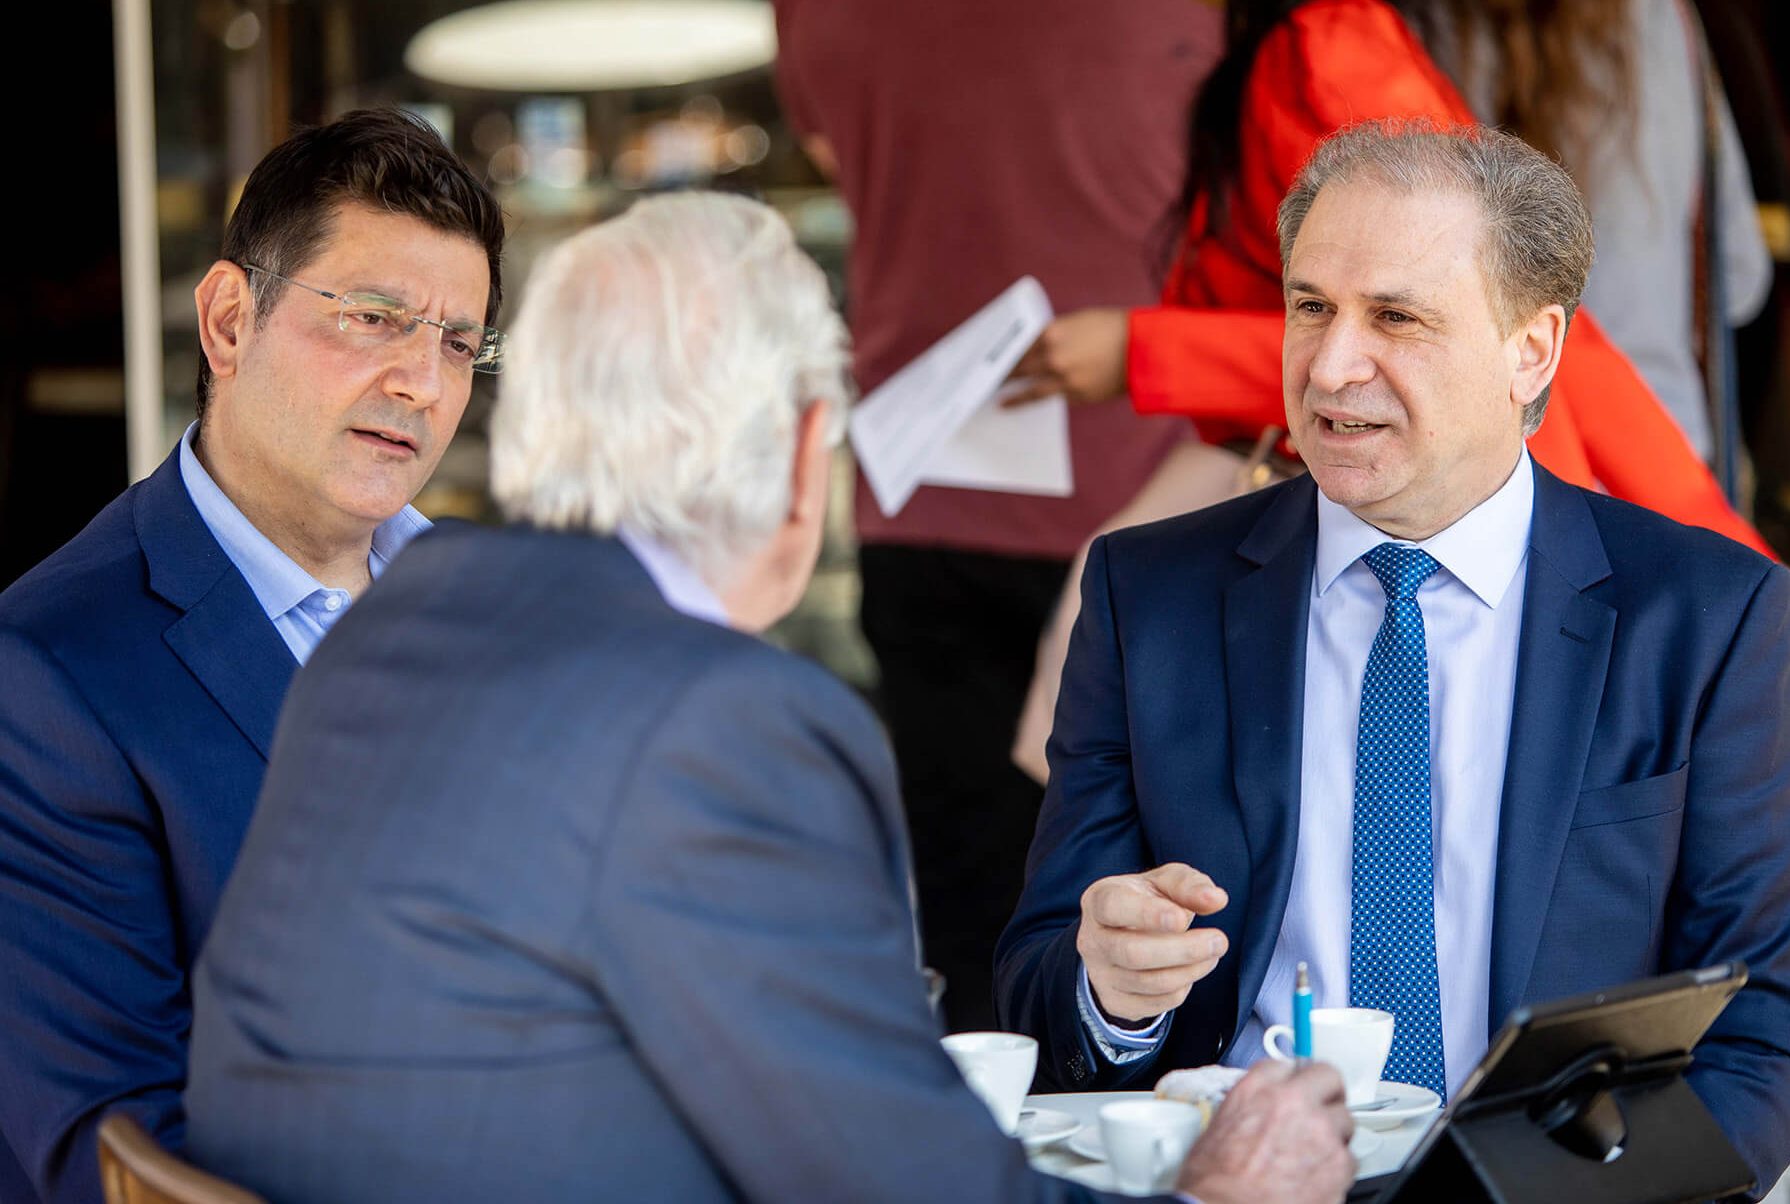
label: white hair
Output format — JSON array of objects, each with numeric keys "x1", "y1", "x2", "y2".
[{"x1": 490, "y1": 192, "x2": 851, "y2": 583}]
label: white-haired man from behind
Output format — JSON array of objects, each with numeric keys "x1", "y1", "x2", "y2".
[
  {"x1": 490, "y1": 192, "x2": 849, "y2": 629},
  {"x1": 181, "y1": 192, "x2": 1353, "y2": 1204}
]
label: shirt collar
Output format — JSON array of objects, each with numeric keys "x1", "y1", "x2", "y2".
[
  {"x1": 617, "y1": 524, "x2": 731, "y2": 627},
  {"x1": 1314, "y1": 449, "x2": 1534, "y2": 608},
  {"x1": 177, "y1": 422, "x2": 429, "y2": 621}
]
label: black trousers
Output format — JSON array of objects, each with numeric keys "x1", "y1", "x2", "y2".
[{"x1": 858, "y1": 543, "x2": 1071, "y2": 1033}]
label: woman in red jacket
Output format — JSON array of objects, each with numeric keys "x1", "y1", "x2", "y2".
[{"x1": 1014, "y1": 0, "x2": 1770, "y2": 554}]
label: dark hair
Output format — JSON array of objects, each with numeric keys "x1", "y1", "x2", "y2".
[
  {"x1": 1176, "y1": 0, "x2": 1635, "y2": 253},
  {"x1": 196, "y1": 107, "x2": 506, "y2": 421},
  {"x1": 1176, "y1": 0, "x2": 1311, "y2": 251}
]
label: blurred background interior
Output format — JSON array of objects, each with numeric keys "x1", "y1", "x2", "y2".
[{"x1": 7, "y1": 0, "x2": 1789, "y2": 696}]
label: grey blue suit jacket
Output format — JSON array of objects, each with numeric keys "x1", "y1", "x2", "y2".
[
  {"x1": 996, "y1": 462, "x2": 1790, "y2": 1193},
  {"x1": 184, "y1": 524, "x2": 1119, "y2": 1203}
]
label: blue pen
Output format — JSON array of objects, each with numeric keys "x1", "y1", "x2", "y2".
[{"x1": 1294, "y1": 961, "x2": 1313, "y2": 1063}]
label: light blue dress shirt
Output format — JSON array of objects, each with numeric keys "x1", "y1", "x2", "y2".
[
  {"x1": 177, "y1": 423, "x2": 430, "y2": 665},
  {"x1": 617, "y1": 526, "x2": 731, "y2": 626},
  {"x1": 1081, "y1": 453, "x2": 1534, "y2": 1098}
]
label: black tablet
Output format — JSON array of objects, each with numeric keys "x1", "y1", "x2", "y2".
[{"x1": 1358, "y1": 963, "x2": 1752, "y2": 1204}]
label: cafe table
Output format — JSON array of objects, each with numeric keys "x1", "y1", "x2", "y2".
[{"x1": 1020, "y1": 1091, "x2": 1440, "y2": 1196}]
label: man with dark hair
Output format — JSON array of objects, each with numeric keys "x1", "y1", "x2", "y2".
[
  {"x1": 998, "y1": 120, "x2": 1790, "y2": 1194},
  {"x1": 0, "y1": 107, "x2": 504, "y2": 1203}
]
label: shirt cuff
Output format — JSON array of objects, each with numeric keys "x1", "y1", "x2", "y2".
[{"x1": 1077, "y1": 962, "x2": 1170, "y2": 1064}]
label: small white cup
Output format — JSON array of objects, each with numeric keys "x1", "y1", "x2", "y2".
[
  {"x1": 1264, "y1": 1006, "x2": 1395, "y2": 1106},
  {"x1": 1098, "y1": 1099, "x2": 1202, "y2": 1193},
  {"x1": 941, "y1": 1032, "x2": 1038, "y2": 1136}
]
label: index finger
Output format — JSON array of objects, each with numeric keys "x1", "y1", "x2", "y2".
[
  {"x1": 1084, "y1": 877, "x2": 1192, "y2": 933},
  {"x1": 1142, "y1": 863, "x2": 1229, "y2": 916}
]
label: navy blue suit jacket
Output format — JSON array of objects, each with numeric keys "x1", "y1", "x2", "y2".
[
  {"x1": 0, "y1": 449, "x2": 296, "y2": 1202},
  {"x1": 996, "y1": 463, "x2": 1790, "y2": 1191},
  {"x1": 183, "y1": 524, "x2": 1113, "y2": 1203}
]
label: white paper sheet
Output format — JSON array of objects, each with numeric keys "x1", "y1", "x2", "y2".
[{"x1": 849, "y1": 277, "x2": 1073, "y2": 517}]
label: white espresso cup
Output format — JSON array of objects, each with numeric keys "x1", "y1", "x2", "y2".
[
  {"x1": 941, "y1": 1032, "x2": 1038, "y2": 1136},
  {"x1": 1098, "y1": 1099, "x2": 1203, "y2": 1193},
  {"x1": 1263, "y1": 1006, "x2": 1395, "y2": 1106}
]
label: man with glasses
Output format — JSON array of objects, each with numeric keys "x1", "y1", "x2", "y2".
[{"x1": 0, "y1": 107, "x2": 504, "y2": 1203}]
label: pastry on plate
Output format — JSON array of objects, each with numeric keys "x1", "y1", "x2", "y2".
[{"x1": 1153, "y1": 1065, "x2": 1247, "y2": 1127}]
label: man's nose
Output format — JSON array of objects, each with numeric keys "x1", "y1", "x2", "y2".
[
  {"x1": 1305, "y1": 316, "x2": 1377, "y2": 396},
  {"x1": 383, "y1": 322, "x2": 447, "y2": 408}
]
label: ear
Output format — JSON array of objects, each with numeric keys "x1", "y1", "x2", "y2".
[
  {"x1": 195, "y1": 260, "x2": 253, "y2": 383},
  {"x1": 1509, "y1": 303, "x2": 1569, "y2": 413},
  {"x1": 787, "y1": 400, "x2": 833, "y2": 526}
]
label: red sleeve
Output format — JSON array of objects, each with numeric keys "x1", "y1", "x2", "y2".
[{"x1": 1127, "y1": 307, "x2": 1285, "y2": 445}]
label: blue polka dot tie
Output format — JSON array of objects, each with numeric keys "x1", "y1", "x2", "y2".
[{"x1": 1349, "y1": 543, "x2": 1447, "y2": 1100}]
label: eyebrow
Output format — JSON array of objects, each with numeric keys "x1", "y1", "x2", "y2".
[
  {"x1": 1284, "y1": 279, "x2": 1447, "y2": 325},
  {"x1": 347, "y1": 282, "x2": 483, "y2": 328}
]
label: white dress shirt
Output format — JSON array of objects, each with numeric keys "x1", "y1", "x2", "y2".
[{"x1": 1085, "y1": 453, "x2": 1534, "y2": 1098}]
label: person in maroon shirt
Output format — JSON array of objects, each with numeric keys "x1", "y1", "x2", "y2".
[{"x1": 774, "y1": 0, "x2": 1221, "y2": 1030}]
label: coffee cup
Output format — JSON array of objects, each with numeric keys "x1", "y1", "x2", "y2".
[
  {"x1": 1263, "y1": 1006, "x2": 1394, "y2": 1105},
  {"x1": 1098, "y1": 1098, "x2": 1202, "y2": 1193},
  {"x1": 941, "y1": 1032, "x2": 1038, "y2": 1136}
]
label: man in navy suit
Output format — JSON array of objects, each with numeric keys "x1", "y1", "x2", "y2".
[
  {"x1": 181, "y1": 194, "x2": 1358, "y2": 1204},
  {"x1": 997, "y1": 120, "x2": 1790, "y2": 1194},
  {"x1": 0, "y1": 109, "x2": 504, "y2": 1202}
]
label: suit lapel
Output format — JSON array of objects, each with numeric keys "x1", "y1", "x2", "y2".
[
  {"x1": 135, "y1": 451, "x2": 298, "y2": 760},
  {"x1": 1488, "y1": 464, "x2": 1615, "y2": 1031},
  {"x1": 1224, "y1": 478, "x2": 1319, "y2": 1029}
]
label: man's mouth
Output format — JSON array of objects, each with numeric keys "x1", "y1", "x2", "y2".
[
  {"x1": 352, "y1": 428, "x2": 417, "y2": 452},
  {"x1": 1321, "y1": 417, "x2": 1386, "y2": 435}
]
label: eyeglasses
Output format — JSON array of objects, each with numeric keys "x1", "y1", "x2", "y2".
[{"x1": 241, "y1": 263, "x2": 505, "y2": 374}]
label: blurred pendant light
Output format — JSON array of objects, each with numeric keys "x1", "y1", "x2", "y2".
[{"x1": 406, "y1": 0, "x2": 776, "y2": 92}]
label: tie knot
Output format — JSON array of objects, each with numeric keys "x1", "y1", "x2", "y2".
[{"x1": 1362, "y1": 543, "x2": 1441, "y2": 601}]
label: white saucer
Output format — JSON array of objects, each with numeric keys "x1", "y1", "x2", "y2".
[
  {"x1": 1065, "y1": 1126, "x2": 1105, "y2": 1162},
  {"x1": 1067, "y1": 1121, "x2": 1381, "y2": 1163},
  {"x1": 1055, "y1": 1130, "x2": 1379, "y2": 1197},
  {"x1": 1016, "y1": 1106, "x2": 1081, "y2": 1151},
  {"x1": 1352, "y1": 1081, "x2": 1442, "y2": 1130},
  {"x1": 1055, "y1": 1160, "x2": 1137, "y2": 1196},
  {"x1": 1055, "y1": 1160, "x2": 1147, "y2": 1197}
]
